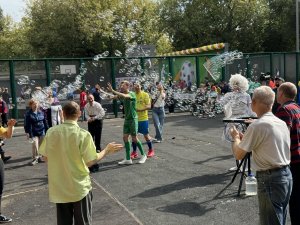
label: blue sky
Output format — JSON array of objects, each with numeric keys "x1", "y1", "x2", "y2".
[{"x1": 0, "y1": 0, "x2": 26, "y2": 22}]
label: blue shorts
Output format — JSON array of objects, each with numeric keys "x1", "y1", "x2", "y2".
[{"x1": 138, "y1": 120, "x2": 149, "y2": 135}]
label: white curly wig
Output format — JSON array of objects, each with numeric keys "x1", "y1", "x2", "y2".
[{"x1": 229, "y1": 74, "x2": 249, "y2": 92}]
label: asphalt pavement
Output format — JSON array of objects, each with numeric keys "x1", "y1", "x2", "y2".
[{"x1": 1, "y1": 112, "x2": 291, "y2": 225}]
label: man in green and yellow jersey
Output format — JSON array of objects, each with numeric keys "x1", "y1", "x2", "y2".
[
  {"x1": 131, "y1": 82, "x2": 154, "y2": 158},
  {"x1": 107, "y1": 81, "x2": 147, "y2": 165}
]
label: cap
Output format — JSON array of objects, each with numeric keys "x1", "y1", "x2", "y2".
[{"x1": 275, "y1": 77, "x2": 285, "y2": 82}]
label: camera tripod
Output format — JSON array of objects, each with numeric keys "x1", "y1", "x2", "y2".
[{"x1": 230, "y1": 152, "x2": 251, "y2": 196}]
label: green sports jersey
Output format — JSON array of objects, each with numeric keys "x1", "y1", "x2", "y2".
[{"x1": 122, "y1": 91, "x2": 137, "y2": 121}]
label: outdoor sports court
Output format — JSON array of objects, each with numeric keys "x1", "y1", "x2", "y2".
[{"x1": 2, "y1": 113, "x2": 291, "y2": 225}]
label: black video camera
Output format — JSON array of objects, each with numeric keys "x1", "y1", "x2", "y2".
[{"x1": 259, "y1": 72, "x2": 271, "y2": 81}]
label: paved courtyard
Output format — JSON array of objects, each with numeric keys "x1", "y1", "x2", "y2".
[{"x1": 1, "y1": 112, "x2": 291, "y2": 224}]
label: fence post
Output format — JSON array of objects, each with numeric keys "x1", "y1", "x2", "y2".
[
  {"x1": 45, "y1": 59, "x2": 51, "y2": 86},
  {"x1": 9, "y1": 60, "x2": 18, "y2": 120},
  {"x1": 246, "y1": 55, "x2": 251, "y2": 78},
  {"x1": 270, "y1": 53, "x2": 274, "y2": 76},
  {"x1": 296, "y1": 52, "x2": 299, "y2": 87},
  {"x1": 168, "y1": 57, "x2": 174, "y2": 79},
  {"x1": 195, "y1": 56, "x2": 200, "y2": 87},
  {"x1": 140, "y1": 57, "x2": 145, "y2": 73},
  {"x1": 110, "y1": 58, "x2": 118, "y2": 118},
  {"x1": 283, "y1": 53, "x2": 286, "y2": 81}
]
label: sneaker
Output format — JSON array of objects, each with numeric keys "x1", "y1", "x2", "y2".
[
  {"x1": 152, "y1": 139, "x2": 161, "y2": 143},
  {"x1": 89, "y1": 164, "x2": 99, "y2": 173},
  {"x1": 30, "y1": 158, "x2": 39, "y2": 166},
  {"x1": 130, "y1": 151, "x2": 138, "y2": 159},
  {"x1": 0, "y1": 215, "x2": 12, "y2": 223},
  {"x1": 2, "y1": 156, "x2": 11, "y2": 163},
  {"x1": 228, "y1": 166, "x2": 238, "y2": 172},
  {"x1": 118, "y1": 159, "x2": 133, "y2": 165},
  {"x1": 147, "y1": 149, "x2": 155, "y2": 158},
  {"x1": 138, "y1": 155, "x2": 147, "y2": 164},
  {"x1": 38, "y1": 157, "x2": 45, "y2": 163}
]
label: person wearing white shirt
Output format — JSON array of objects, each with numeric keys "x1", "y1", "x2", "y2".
[
  {"x1": 84, "y1": 95, "x2": 105, "y2": 151},
  {"x1": 84, "y1": 94, "x2": 105, "y2": 173},
  {"x1": 152, "y1": 82, "x2": 166, "y2": 143}
]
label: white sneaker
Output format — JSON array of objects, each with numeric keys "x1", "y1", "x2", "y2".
[
  {"x1": 30, "y1": 158, "x2": 39, "y2": 166},
  {"x1": 228, "y1": 166, "x2": 238, "y2": 171},
  {"x1": 118, "y1": 159, "x2": 133, "y2": 165},
  {"x1": 228, "y1": 166, "x2": 249, "y2": 173},
  {"x1": 138, "y1": 155, "x2": 147, "y2": 164}
]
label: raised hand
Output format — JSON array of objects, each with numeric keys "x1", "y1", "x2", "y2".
[
  {"x1": 105, "y1": 142, "x2": 123, "y2": 154},
  {"x1": 7, "y1": 119, "x2": 17, "y2": 127},
  {"x1": 107, "y1": 83, "x2": 113, "y2": 92},
  {"x1": 230, "y1": 126, "x2": 240, "y2": 139}
]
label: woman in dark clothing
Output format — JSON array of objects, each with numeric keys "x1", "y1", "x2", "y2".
[{"x1": 24, "y1": 99, "x2": 48, "y2": 166}]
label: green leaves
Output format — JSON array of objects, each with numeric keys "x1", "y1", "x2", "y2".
[{"x1": 0, "y1": 0, "x2": 297, "y2": 58}]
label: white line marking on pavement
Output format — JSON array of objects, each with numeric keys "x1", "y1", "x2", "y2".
[
  {"x1": 91, "y1": 178, "x2": 144, "y2": 225},
  {"x1": 3, "y1": 187, "x2": 47, "y2": 198}
]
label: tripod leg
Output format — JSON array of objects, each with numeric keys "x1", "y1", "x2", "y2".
[
  {"x1": 237, "y1": 157, "x2": 248, "y2": 196},
  {"x1": 247, "y1": 153, "x2": 251, "y2": 175},
  {"x1": 231, "y1": 157, "x2": 246, "y2": 184}
]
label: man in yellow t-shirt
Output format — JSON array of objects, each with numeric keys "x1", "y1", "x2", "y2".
[
  {"x1": 131, "y1": 83, "x2": 155, "y2": 158},
  {"x1": 39, "y1": 101, "x2": 122, "y2": 225}
]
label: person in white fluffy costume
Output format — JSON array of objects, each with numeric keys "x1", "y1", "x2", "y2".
[
  {"x1": 221, "y1": 74, "x2": 256, "y2": 118},
  {"x1": 221, "y1": 74, "x2": 256, "y2": 172}
]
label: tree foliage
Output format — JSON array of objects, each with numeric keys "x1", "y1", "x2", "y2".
[
  {"x1": 0, "y1": 15, "x2": 34, "y2": 59},
  {"x1": 263, "y1": 0, "x2": 295, "y2": 51},
  {"x1": 24, "y1": 0, "x2": 170, "y2": 57},
  {"x1": 0, "y1": 0, "x2": 298, "y2": 58},
  {"x1": 159, "y1": 0, "x2": 270, "y2": 52}
]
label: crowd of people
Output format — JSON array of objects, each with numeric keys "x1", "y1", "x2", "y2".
[
  {"x1": 1, "y1": 72, "x2": 300, "y2": 225},
  {"x1": 226, "y1": 74, "x2": 299, "y2": 225}
]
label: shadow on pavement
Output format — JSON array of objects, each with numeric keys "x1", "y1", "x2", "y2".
[
  {"x1": 155, "y1": 182, "x2": 242, "y2": 218},
  {"x1": 5, "y1": 177, "x2": 47, "y2": 186},
  {"x1": 194, "y1": 154, "x2": 234, "y2": 165},
  {"x1": 4, "y1": 156, "x2": 32, "y2": 165},
  {"x1": 157, "y1": 201, "x2": 215, "y2": 217},
  {"x1": 5, "y1": 163, "x2": 32, "y2": 171},
  {"x1": 132, "y1": 172, "x2": 232, "y2": 198}
]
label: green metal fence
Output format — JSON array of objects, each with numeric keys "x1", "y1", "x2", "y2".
[{"x1": 1, "y1": 52, "x2": 299, "y2": 120}]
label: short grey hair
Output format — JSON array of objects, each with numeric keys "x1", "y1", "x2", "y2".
[{"x1": 252, "y1": 86, "x2": 275, "y2": 106}]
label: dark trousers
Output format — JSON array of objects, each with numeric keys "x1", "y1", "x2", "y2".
[
  {"x1": 0, "y1": 159, "x2": 4, "y2": 214},
  {"x1": 87, "y1": 119, "x2": 103, "y2": 151},
  {"x1": 56, "y1": 191, "x2": 93, "y2": 225},
  {"x1": 289, "y1": 163, "x2": 300, "y2": 225},
  {"x1": 0, "y1": 114, "x2": 7, "y2": 127}
]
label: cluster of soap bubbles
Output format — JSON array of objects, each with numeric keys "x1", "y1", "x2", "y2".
[
  {"x1": 17, "y1": 64, "x2": 86, "y2": 109},
  {"x1": 16, "y1": 47, "x2": 255, "y2": 122},
  {"x1": 91, "y1": 47, "x2": 227, "y2": 119},
  {"x1": 203, "y1": 50, "x2": 243, "y2": 81},
  {"x1": 223, "y1": 122, "x2": 247, "y2": 142},
  {"x1": 188, "y1": 89, "x2": 224, "y2": 118},
  {"x1": 18, "y1": 75, "x2": 36, "y2": 99}
]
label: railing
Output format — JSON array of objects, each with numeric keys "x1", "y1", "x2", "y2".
[{"x1": 1, "y1": 52, "x2": 299, "y2": 119}]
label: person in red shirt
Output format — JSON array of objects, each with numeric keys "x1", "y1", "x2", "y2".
[
  {"x1": 0, "y1": 97, "x2": 8, "y2": 127},
  {"x1": 79, "y1": 87, "x2": 87, "y2": 121},
  {"x1": 275, "y1": 82, "x2": 300, "y2": 225},
  {"x1": 268, "y1": 77, "x2": 276, "y2": 89}
]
